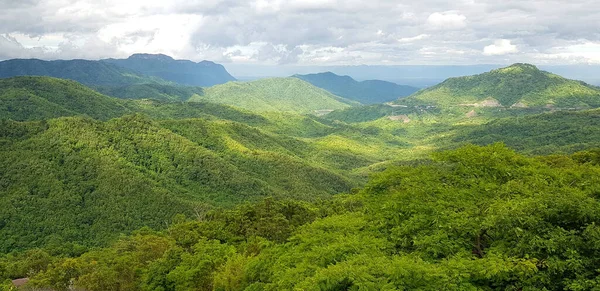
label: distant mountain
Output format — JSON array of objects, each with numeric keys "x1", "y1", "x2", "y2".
[
  {"x1": 0, "y1": 58, "x2": 168, "y2": 86},
  {"x1": 103, "y1": 53, "x2": 236, "y2": 86},
  {"x1": 188, "y1": 77, "x2": 357, "y2": 113},
  {"x1": 294, "y1": 72, "x2": 418, "y2": 104},
  {"x1": 402, "y1": 63, "x2": 600, "y2": 108}
]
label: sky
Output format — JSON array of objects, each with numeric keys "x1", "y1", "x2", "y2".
[{"x1": 1, "y1": 0, "x2": 600, "y2": 65}]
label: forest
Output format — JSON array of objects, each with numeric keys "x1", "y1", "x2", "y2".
[{"x1": 2, "y1": 62, "x2": 600, "y2": 290}]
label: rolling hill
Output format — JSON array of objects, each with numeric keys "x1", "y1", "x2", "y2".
[
  {"x1": 294, "y1": 72, "x2": 418, "y2": 104},
  {"x1": 95, "y1": 83, "x2": 204, "y2": 102},
  {"x1": 103, "y1": 53, "x2": 236, "y2": 87},
  {"x1": 188, "y1": 77, "x2": 358, "y2": 113},
  {"x1": 0, "y1": 59, "x2": 168, "y2": 86},
  {"x1": 401, "y1": 63, "x2": 600, "y2": 108},
  {"x1": 0, "y1": 76, "x2": 132, "y2": 120}
]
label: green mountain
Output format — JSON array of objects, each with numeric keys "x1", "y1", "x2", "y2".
[
  {"x1": 188, "y1": 77, "x2": 358, "y2": 113},
  {"x1": 294, "y1": 72, "x2": 418, "y2": 104},
  {"x1": 95, "y1": 83, "x2": 204, "y2": 102},
  {"x1": 0, "y1": 59, "x2": 168, "y2": 86},
  {"x1": 0, "y1": 76, "x2": 132, "y2": 121},
  {"x1": 402, "y1": 63, "x2": 600, "y2": 108},
  {"x1": 103, "y1": 54, "x2": 236, "y2": 86}
]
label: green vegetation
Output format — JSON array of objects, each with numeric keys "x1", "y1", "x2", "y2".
[
  {"x1": 453, "y1": 109, "x2": 600, "y2": 155},
  {"x1": 294, "y1": 72, "x2": 418, "y2": 104},
  {"x1": 2, "y1": 67, "x2": 600, "y2": 290},
  {"x1": 0, "y1": 76, "x2": 131, "y2": 121},
  {"x1": 0, "y1": 114, "x2": 361, "y2": 253},
  {"x1": 0, "y1": 59, "x2": 169, "y2": 86},
  {"x1": 95, "y1": 84, "x2": 204, "y2": 102},
  {"x1": 4, "y1": 145, "x2": 600, "y2": 290},
  {"x1": 402, "y1": 63, "x2": 600, "y2": 108},
  {"x1": 189, "y1": 78, "x2": 357, "y2": 113}
]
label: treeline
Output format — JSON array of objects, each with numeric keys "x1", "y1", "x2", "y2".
[{"x1": 3, "y1": 144, "x2": 600, "y2": 290}]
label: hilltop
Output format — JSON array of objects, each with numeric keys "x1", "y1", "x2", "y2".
[
  {"x1": 188, "y1": 77, "x2": 357, "y2": 113},
  {"x1": 294, "y1": 72, "x2": 418, "y2": 104},
  {"x1": 401, "y1": 63, "x2": 600, "y2": 108},
  {"x1": 103, "y1": 53, "x2": 236, "y2": 87},
  {"x1": 0, "y1": 59, "x2": 168, "y2": 86}
]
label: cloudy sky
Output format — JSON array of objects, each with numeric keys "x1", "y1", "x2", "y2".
[{"x1": 1, "y1": 0, "x2": 600, "y2": 65}]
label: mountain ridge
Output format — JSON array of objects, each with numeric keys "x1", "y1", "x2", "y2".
[{"x1": 103, "y1": 53, "x2": 236, "y2": 86}]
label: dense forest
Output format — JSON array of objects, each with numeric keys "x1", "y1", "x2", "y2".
[
  {"x1": 2, "y1": 63, "x2": 600, "y2": 290},
  {"x1": 3, "y1": 145, "x2": 600, "y2": 290}
]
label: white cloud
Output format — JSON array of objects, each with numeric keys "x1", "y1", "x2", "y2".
[
  {"x1": 426, "y1": 12, "x2": 467, "y2": 30},
  {"x1": 483, "y1": 39, "x2": 518, "y2": 56},
  {"x1": 1, "y1": 0, "x2": 600, "y2": 65},
  {"x1": 398, "y1": 34, "x2": 429, "y2": 43}
]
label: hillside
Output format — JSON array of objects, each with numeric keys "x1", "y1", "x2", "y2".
[
  {"x1": 95, "y1": 83, "x2": 204, "y2": 102},
  {"x1": 188, "y1": 77, "x2": 357, "y2": 113},
  {"x1": 0, "y1": 76, "x2": 132, "y2": 120},
  {"x1": 0, "y1": 114, "x2": 356, "y2": 252},
  {"x1": 401, "y1": 63, "x2": 600, "y2": 108},
  {"x1": 295, "y1": 72, "x2": 418, "y2": 104},
  {"x1": 103, "y1": 54, "x2": 236, "y2": 87},
  {"x1": 453, "y1": 109, "x2": 600, "y2": 154},
  {"x1": 0, "y1": 59, "x2": 168, "y2": 86}
]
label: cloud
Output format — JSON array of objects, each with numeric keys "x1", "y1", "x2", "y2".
[
  {"x1": 483, "y1": 39, "x2": 519, "y2": 55},
  {"x1": 426, "y1": 12, "x2": 467, "y2": 30},
  {"x1": 0, "y1": 0, "x2": 599, "y2": 65}
]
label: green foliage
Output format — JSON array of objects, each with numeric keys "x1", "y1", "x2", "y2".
[
  {"x1": 188, "y1": 78, "x2": 357, "y2": 114},
  {"x1": 95, "y1": 84, "x2": 204, "y2": 102},
  {"x1": 454, "y1": 109, "x2": 600, "y2": 155},
  {"x1": 294, "y1": 72, "x2": 418, "y2": 104},
  {"x1": 0, "y1": 114, "x2": 362, "y2": 252},
  {"x1": 325, "y1": 103, "x2": 441, "y2": 123},
  {"x1": 402, "y1": 63, "x2": 600, "y2": 108},
  {"x1": 17, "y1": 145, "x2": 600, "y2": 290},
  {"x1": 0, "y1": 76, "x2": 131, "y2": 121}
]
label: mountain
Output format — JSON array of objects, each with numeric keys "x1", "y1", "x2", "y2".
[
  {"x1": 0, "y1": 76, "x2": 132, "y2": 120},
  {"x1": 188, "y1": 77, "x2": 358, "y2": 113},
  {"x1": 401, "y1": 63, "x2": 600, "y2": 108},
  {"x1": 294, "y1": 72, "x2": 418, "y2": 104},
  {"x1": 103, "y1": 53, "x2": 236, "y2": 86},
  {"x1": 0, "y1": 59, "x2": 168, "y2": 86}
]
